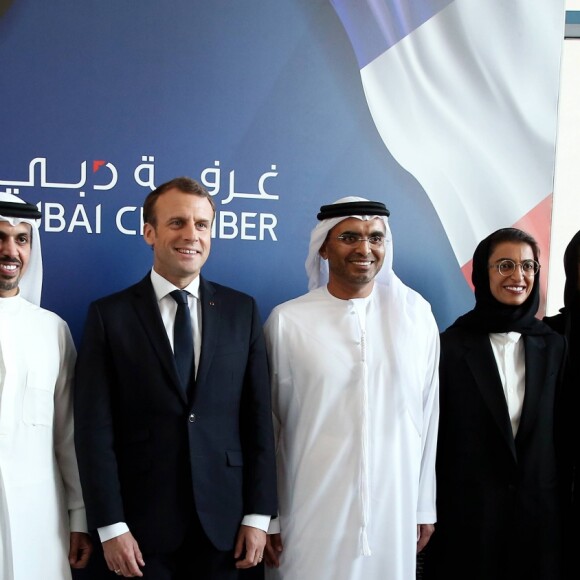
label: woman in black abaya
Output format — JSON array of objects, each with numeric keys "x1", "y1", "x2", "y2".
[{"x1": 425, "y1": 228, "x2": 567, "y2": 580}]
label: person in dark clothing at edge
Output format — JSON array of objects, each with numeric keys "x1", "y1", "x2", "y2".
[{"x1": 544, "y1": 228, "x2": 580, "y2": 579}]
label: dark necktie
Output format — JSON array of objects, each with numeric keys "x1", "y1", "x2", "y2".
[{"x1": 170, "y1": 290, "x2": 194, "y2": 392}]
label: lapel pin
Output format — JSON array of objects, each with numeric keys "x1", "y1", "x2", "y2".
[{"x1": 209, "y1": 301, "x2": 215, "y2": 306}]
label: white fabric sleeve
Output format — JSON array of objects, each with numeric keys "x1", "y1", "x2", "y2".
[
  {"x1": 69, "y1": 507, "x2": 88, "y2": 533},
  {"x1": 416, "y1": 317, "x2": 440, "y2": 525},
  {"x1": 267, "y1": 517, "x2": 281, "y2": 534},
  {"x1": 98, "y1": 522, "x2": 130, "y2": 543},
  {"x1": 53, "y1": 322, "x2": 88, "y2": 533},
  {"x1": 241, "y1": 514, "x2": 271, "y2": 532},
  {"x1": 263, "y1": 312, "x2": 284, "y2": 536}
]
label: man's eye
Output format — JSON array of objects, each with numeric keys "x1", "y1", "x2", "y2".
[{"x1": 340, "y1": 234, "x2": 358, "y2": 244}]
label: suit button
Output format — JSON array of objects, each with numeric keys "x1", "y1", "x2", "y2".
[{"x1": 188, "y1": 413, "x2": 196, "y2": 423}]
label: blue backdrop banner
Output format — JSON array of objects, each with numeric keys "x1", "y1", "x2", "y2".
[{"x1": 0, "y1": 0, "x2": 563, "y2": 341}]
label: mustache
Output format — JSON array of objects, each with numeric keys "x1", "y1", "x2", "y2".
[{"x1": 0, "y1": 257, "x2": 21, "y2": 265}]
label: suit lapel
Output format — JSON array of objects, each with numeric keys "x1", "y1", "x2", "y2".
[
  {"x1": 464, "y1": 334, "x2": 517, "y2": 460},
  {"x1": 132, "y1": 276, "x2": 188, "y2": 404},
  {"x1": 515, "y1": 334, "x2": 546, "y2": 446},
  {"x1": 195, "y1": 277, "x2": 220, "y2": 390}
]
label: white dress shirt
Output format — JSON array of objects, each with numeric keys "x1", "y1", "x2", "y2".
[
  {"x1": 489, "y1": 331, "x2": 525, "y2": 437},
  {"x1": 152, "y1": 268, "x2": 202, "y2": 376}
]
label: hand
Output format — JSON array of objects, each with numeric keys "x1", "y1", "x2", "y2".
[
  {"x1": 264, "y1": 533, "x2": 283, "y2": 568},
  {"x1": 417, "y1": 523, "x2": 435, "y2": 553},
  {"x1": 69, "y1": 532, "x2": 93, "y2": 569},
  {"x1": 234, "y1": 524, "x2": 267, "y2": 569},
  {"x1": 102, "y1": 531, "x2": 145, "y2": 577}
]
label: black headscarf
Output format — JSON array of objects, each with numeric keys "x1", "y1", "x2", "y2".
[
  {"x1": 562, "y1": 230, "x2": 580, "y2": 315},
  {"x1": 452, "y1": 228, "x2": 551, "y2": 335}
]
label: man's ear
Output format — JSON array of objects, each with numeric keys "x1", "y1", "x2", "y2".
[
  {"x1": 143, "y1": 223, "x2": 155, "y2": 248},
  {"x1": 319, "y1": 242, "x2": 327, "y2": 260}
]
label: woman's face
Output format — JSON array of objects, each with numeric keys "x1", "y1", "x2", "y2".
[{"x1": 488, "y1": 241, "x2": 536, "y2": 306}]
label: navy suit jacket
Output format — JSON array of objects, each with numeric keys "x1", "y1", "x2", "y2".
[{"x1": 74, "y1": 275, "x2": 277, "y2": 554}]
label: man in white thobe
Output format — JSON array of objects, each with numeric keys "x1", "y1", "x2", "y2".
[
  {"x1": 264, "y1": 197, "x2": 439, "y2": 580},
  {"x1": 0, "y1": 192, "x2": 92, "y2": 580}
]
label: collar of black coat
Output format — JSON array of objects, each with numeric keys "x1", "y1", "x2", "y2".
[{"x1": 317, "y1": 200, "x2": 390, "y2": 221}]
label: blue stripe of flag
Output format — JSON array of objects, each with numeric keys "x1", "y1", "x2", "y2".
[{"x1": 331, "y1": 0, "x2": 454, "y2": 68}]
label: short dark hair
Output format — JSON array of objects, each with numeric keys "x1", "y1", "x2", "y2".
[
  {"x1": 486, "y1": 228, "x2": 540, "y2": 262},
  {"x1": 143, "y1": 177, "x2": 216, "y2": 227}
]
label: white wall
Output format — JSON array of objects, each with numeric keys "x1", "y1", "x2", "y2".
[{"x1": 547, "y1": 0, "x2": 580, "y2": 314}]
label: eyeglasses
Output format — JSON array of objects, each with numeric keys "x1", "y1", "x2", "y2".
[
  {"x1": 489, "y1": 259, "x2": 540, "y2": 277},
  {"x1": 335, "y1": 234, "x2": 386, "y2": 246}
]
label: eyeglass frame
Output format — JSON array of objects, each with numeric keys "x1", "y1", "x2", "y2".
[
  {"x1": 488, "y1": 258, "x2": 540, "y2": 277},
  {"x1": 334, "y1": 233, "x2": 387, "y2": 246}
]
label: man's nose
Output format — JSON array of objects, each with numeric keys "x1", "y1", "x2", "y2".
[
  {"x1": 0, "y1": 238, "x2": 19, "y2": 257},
  {"x1": 182, "y1": 222, "x2": 198, "y2": 240},
  {"x1": 355, "y1": 238, "x2": 372, "y2": 252}
]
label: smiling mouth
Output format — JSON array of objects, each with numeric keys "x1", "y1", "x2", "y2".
[
  {"x1": 0, "y1": 261, "x2": 20, "y2": 274},
  {"x1": 176, "y1": 248, "x2": 199, "y2": 255},
  {"x1": 503, "y1": 285, "x2": 526, "y2": 293}
]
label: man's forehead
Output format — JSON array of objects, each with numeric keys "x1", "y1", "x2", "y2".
[
  {"x1": 0, "y1": 220, "x2": 32, "y2": 234},
  {"x1": 331, "y1": 216, "x2": 386, "y2": 232},
  {"x1": 158, "y1": 189, "x2": 215, "y2": 215}
]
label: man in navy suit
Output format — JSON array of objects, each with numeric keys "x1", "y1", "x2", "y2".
[{"x1": 74, "y1": 177, "x2": 277, "y2": 579}]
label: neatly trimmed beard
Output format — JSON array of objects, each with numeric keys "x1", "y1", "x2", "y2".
[{"x1": 0, "y1": 277, "x2": 20, "y2": 293}]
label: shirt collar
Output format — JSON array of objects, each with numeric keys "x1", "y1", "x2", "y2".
[
  {"x1": 490, "y1": 331, "x2": 522, "y2": 345},
  {"x1": 150, "y1": 268, "x2": 201, "y2": 302}
]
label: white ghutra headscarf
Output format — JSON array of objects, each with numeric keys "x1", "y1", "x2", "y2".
[{"x1": 305, "y1": 196, "x2": 394, "y2": 291}]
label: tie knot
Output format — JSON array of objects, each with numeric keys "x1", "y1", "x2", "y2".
[{"x1": 170, "y1": 289, "x2": 189, "y2": 305}]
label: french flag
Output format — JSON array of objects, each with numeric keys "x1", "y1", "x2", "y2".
[{"x1": 331, "y1": 0, "x2": 565, "y2": 297}]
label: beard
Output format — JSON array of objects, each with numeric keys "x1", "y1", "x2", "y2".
[
  {"x1": 0, "y1": 259, "x2": 22, "y2": 295},
  {"x1": 0, "y1": 277, "x2": 20, "y2": 293}
]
